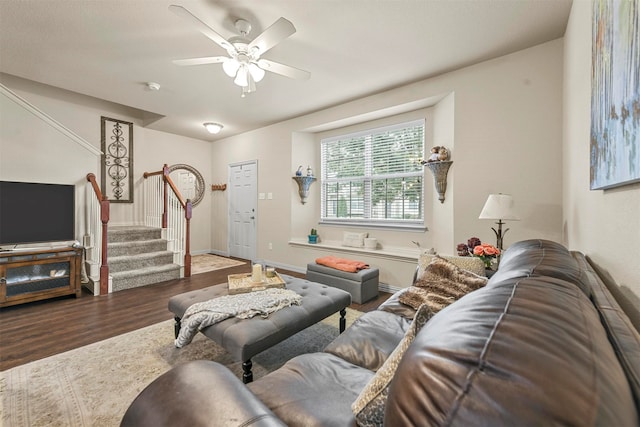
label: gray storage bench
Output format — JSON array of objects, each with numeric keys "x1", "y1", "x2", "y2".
[
  {"x1": 306, "y1": 263, "x2": 379, "y2": 304},
  {"x1": 168, "y1": 274, "x2": 352, "y2": 383}
]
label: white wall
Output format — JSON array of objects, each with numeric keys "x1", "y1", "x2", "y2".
[
  {"x1": 1, "y1": 37, "x2": 572, "y2": 290},
  {"x1": 563, "y1": 2, "x2": 640, "y2": 306},
  {"x1": 0, "y1": 74, "x2": 214, "y2": 253},
  {"x1": 0, "y1": 84, "x2": 100, "y2": 244},
  {"x1": 211, "y1": 39, "x2": 565, "y2": 287}
]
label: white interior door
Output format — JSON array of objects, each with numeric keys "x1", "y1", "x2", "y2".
[{"x1": 228, "y1": 161, "x2": 257, "y2": 260}]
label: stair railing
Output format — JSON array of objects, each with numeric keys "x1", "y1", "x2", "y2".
[
  {"x1": 143, "y1": 164, "x2": 192, "y2": 277},
  {"x1": 85, "y1": 173, "x2": 110, "y2": 295}
]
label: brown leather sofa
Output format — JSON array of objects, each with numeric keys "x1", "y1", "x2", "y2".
[{"x1": 121, "y1": 239, "x2": 640, "y2": 426}]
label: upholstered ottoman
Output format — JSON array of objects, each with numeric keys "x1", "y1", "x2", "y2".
[
  {"x1": 168, "y1": 274, "x2": 352, "y2": 383},
  {"x1": 306, "y1": 263, "x2": 379, "y2": 304}
]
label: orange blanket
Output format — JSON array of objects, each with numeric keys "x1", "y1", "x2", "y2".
[{"x1": 315, "y1": 256, "x2": 369, "y2": 273}]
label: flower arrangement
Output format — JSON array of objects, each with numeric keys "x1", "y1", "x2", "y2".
[{"x1": 456, "y1": 237, "x2": 500, "y2": 269}]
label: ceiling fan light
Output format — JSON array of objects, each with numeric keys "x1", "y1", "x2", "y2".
[
  {"x1": 248, "y1": 63, "x2": 265, "y2": 82},
  {"x1": 203, "y1": 122, "x2": 223, "y2": 134},
  {"x1": 222, "y1": 59, "x2": 240, "y2": 77},
  {"x1": 234, "y1": 65, "x2": 249, "y2": 87}
]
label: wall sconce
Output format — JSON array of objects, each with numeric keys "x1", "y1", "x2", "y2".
[
  {"x1": 424, "y1": 160, "x2": 453, "y2": 203},
  {"x1": 292, "y1": 176, "x2": 316, "y2": 204}
]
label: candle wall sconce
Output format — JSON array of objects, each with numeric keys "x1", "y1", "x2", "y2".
[
  {"x1": 424, "y1": 160, "x2": 453, "y2": 203},
  {"x1": 211, "y1": 184, "x2": 227, "y2": 191},
  {"x1": 292, "y1": 176, "x2": 316, "y2": 204}
]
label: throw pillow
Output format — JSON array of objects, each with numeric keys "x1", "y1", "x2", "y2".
[
  {"x1": 343, "y1": 231, "x2": 368, "y2": 248},
  {"x1": 418, "y1": 253, "x2": 486, "y2": 277},
  {"x1": 401, "y1": 255, "x2": 488, "y2": 312},
  {"x1": 352, "y1": 304, "x2": 434, "y2": 426}
]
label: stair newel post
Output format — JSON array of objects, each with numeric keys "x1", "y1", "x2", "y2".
[
  {"x1": 184, "y1": 199, "x2": 192, "y2": 277},
  {"x1": 162, "y1": 164, "x2": 169, "y2": 228},
  {"x1": 87, "y1": 173, "x2": 111, "y2": 296},
  {"x1": 99, "y1": 195, "x2": 110, "y2": 295}
]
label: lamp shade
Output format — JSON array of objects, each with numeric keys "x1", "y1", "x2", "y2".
[
  {"x1": 222, "y1": 58, "x2": 240, "y2": 77},
  {"x1": 248, "y1": 62, "x2": 265, "y2": 82},
  {"x1": 234, "y1": 64, "x2": 249, "y2": 87},
  {"x1": 479, "y1": 194, "x2": 520, "y2": 220}
]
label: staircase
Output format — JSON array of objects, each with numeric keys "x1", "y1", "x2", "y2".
[{"x1": 107, "y1": 226, "x2": 181, "y2": 292}]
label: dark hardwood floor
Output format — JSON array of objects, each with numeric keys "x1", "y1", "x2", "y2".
[{"x1": 0, "y1": 261, "x2": 391, "y2": 371}]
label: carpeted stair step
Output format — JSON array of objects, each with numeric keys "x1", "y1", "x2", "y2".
[
  {"x1": 107, "y1": 239, "x2": 168, "y2": 257},
  {"x1": 105, "y1": 225, "x2": 182, "y2": 291},
  {"x1": 108, "y1": 226, "x2": 162, "y2": 243},
  {"x1": 109, "y1": 251, "x2": 175, "y2": 273},
  {"x1": 111, "y1": 264, "x2": 181, "y2": 292}
]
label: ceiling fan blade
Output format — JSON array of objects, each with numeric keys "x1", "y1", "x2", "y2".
[
  {"x1": 169, "y1": 5, "x2": 233, "y2": 52},
  {"x1": 248, "y1": 17, "x2": 296, "y2": 55},
  {"x1": 172, "y1": 56, "x2": 227, "y2": 66},
  {"x1": 257, "y1": 59, "x2": 310, "y2": 80}
]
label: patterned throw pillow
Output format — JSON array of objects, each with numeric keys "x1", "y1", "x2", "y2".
[
  {"x1": 352, "y1": 304, "x2": 434, "y2": 426},
  {"x1": 400, "y1": 255, "x2": 488, "y2": 312},
  {"x1": 418, "y1": 253, "x2": 487, "y2": 277}
]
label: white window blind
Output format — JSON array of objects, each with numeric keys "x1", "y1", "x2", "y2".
[{"x1": 321, "y1": 119, "x2": 425, "y2": 228}]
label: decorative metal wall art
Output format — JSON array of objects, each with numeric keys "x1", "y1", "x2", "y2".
[
  {"x1": 101, "y1": 117, "x2": 134, "y2": 202},
  {"x1": 590, "y1": 0, "x2": 640, "y2": 190}
]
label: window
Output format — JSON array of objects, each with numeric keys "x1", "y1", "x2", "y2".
[{"x1": 321, "y1": 119, "x2": 425, "y2": 229}]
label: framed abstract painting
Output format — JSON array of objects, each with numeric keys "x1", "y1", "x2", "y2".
[{"x1": 590, "y1": 0, "x2": 640, "y2": 190}]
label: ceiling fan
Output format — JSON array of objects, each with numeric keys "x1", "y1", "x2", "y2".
[{"x1": 169, "y1": 4, "x2": 310, "y2": 97}]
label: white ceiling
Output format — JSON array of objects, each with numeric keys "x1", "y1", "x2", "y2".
[{"x1": 0, "y1": 0, "x2": 572, "y2": 142}]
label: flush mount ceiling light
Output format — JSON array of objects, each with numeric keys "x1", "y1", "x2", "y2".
[
  {"x1": 203, "y1": 122, "x2": 223, "y2": 134},
  {"x1": 170, "y1": 5, "x2": 310, "y2": 97}
]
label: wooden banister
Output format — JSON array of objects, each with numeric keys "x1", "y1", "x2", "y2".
[
  {"x1": 166, "y1": 178, "x2": 186, "y2": 207},
  {"x1": 142, "y1": 164, "x2": 192, "y2": 277},
  {"x1": 86, "y1": 173, "x2": 103, "y2": 200},
  {"x1": 143, "y1": 170, "x2": 164, "y2": 178},
  {"x1": 86, "y1": 173, "x2": 110, "y2": 295}
]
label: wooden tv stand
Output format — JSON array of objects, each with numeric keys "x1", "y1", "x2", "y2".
[{"x1": 0, "y1": 247, "x2": 82, "y2": 308}]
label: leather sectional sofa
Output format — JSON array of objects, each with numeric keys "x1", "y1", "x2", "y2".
[{"x1": 121, "y1": 239, "x2": 640, "y2": 426}]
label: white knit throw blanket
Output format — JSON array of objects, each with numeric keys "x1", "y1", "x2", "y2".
[{"x1": 175, "y1": 288, "x2": 303, "y2": 348}]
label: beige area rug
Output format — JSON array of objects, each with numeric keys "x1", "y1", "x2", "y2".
[
  {"x1": 190, "y1": 254, "x2": 246, "y2": 274},
  {"x1": 0, "y1": 309, "x2": 362, "y2": 427}
]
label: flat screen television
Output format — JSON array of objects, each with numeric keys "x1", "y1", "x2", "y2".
[{"x1": 0, "y1": 181, "x2": 75, "y2": 246}]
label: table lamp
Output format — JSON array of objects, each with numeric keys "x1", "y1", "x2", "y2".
[{"x1": 479, "y1": 194, "x2": 520, "y2": 251}]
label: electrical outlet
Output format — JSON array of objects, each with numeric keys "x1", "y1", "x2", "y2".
[{"x1": 268, "y1": 242, "x2": 273, "y2": 250}]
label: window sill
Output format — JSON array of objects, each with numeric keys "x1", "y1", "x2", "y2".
[
  {"x1": 319, "y1": 220, "x2": 427, "y2": 232},
  {"x1": 288, "y1": 238, "x2": 420, "y2": 262}
]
